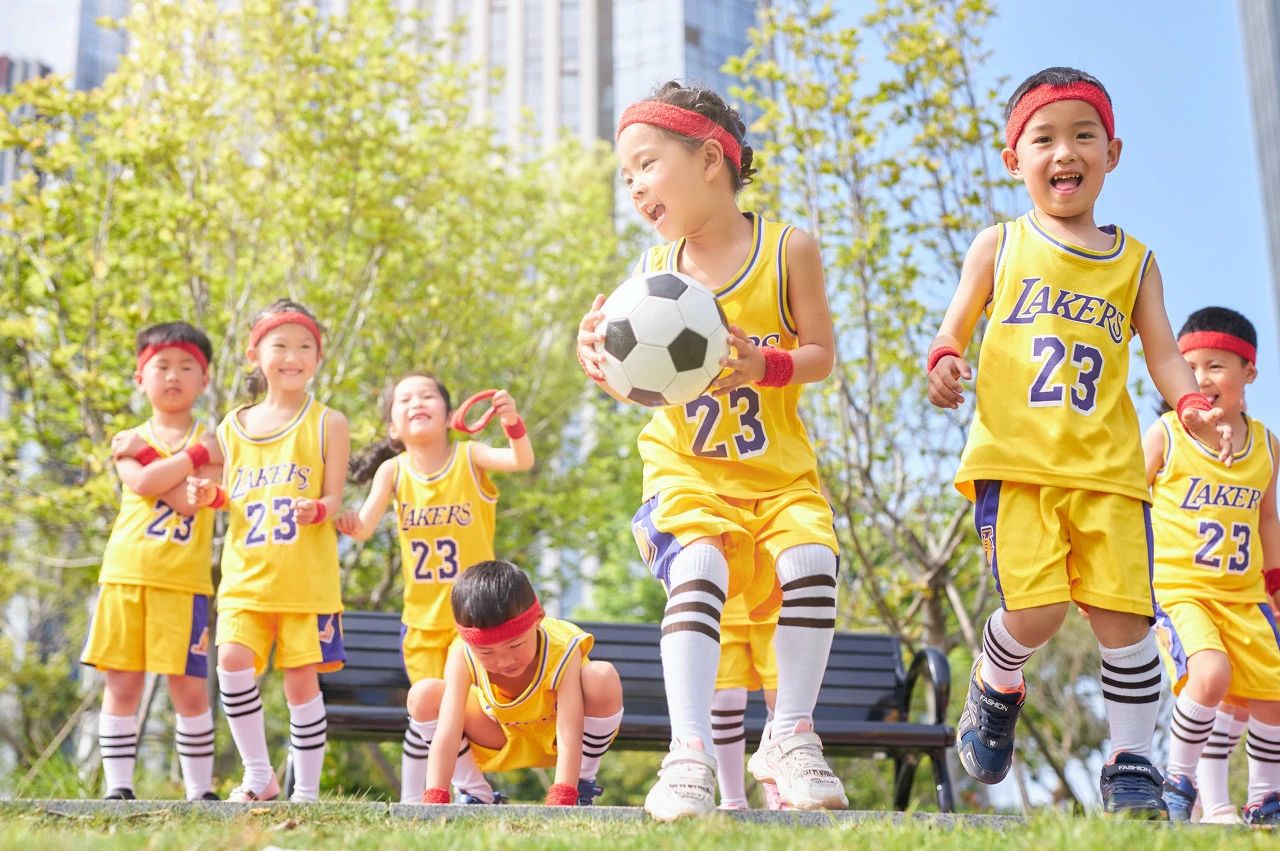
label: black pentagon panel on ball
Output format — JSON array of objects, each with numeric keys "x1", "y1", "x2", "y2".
[
  {"x1": 603, "y1": 319, "x2": 638, "y2": 361},
  {"x1": 668, "y1": 328, "x2": 709, "y2": 372},
  {"x1": 645, "y1": 273, "x2": 688, "y2": 300},
  {"x1": 628, "y1": 387, "x2": 668, "y2": 408}
]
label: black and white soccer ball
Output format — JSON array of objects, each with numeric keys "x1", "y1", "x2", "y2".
[{"x1": 594, "y1": 271, "x2": 730, "y2": 407}]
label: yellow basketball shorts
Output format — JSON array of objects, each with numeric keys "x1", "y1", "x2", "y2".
[
  {"x1": 216, "y1": 609, "x2": 346, "y2": 676},
  {"x1": 715, "y1": 620, "x2": 778, "y2": 691},
  {"x1": 81, "y1": 583, "x2": 211, "y2": 677},
  {"x1": 973, "y1": 480, "x2": 1155, "y2": 617},
  {"x1": 1155, "y1": 597, "x2": 1280, "y2": 701},
  {"x1": 400, "y1": 624, "x2": 454, "y2": 683},
  {"x1": 631, "y1": 485, "x2": 839, "y2": 621},
  {"x1": 464, "y1": 687, "x2": 558, "y2": 773}
]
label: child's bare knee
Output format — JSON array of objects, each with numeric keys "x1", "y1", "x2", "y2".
[
  {"x1": 407, "y1": 678, "x2": 446, "y2": 721},
  {"x1": 581, "y1": 661, "x2": 623, "y2": 716}
]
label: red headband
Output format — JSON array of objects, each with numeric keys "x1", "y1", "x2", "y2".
[
  {"x1": 456, "y1": 600, "x2": 544, "y2": 647},
  {"x1": 617, "y1": 102, "x2": 742, "y2": 171},
  {"x1": 249, "y1": 311, "x2": 323, "y2": 357},
  {"x1": 1005, "y1": 81, "x2": 1115, "y2": 148},
  {"x1": 136, "y1": 342, "x2": 209, "y2": 374},
  {"x1": 1178, "y1": 331, "x2": 1256, "y2": 365}
]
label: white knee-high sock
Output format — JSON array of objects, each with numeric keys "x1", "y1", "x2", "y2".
[
  {"x1": 980, "y1": 608, "x2": 1042, "y2": 692},
  {"x1": 452, "y1": 739, "x2": 493, "y2": 802},
  {"x1": 1098, "y1": 635, "x2": 1164, "y2": 760},
  {"x1": 174, "y1": 710, "x2": 215, "y2": 799},
  {"x1": 711, "y1": 688, "x2": 748, "y2": 807},
  {"x1": 1246, "y1": 716, "x2": 1280, "y2": 807},
  {"x1": 287, "y1": 693, "x2": 327, "y2": 802},
  {"x1": 771, "y1": 544, "x2": 838, "y2": 736},
  {"x1": 99, "y1": 713, "x2": 137, "y2": 794},
  {"x1": 1165, "y1": 694, "x2": 1216, "y2": 778},
  {"x1": 580, "y1": 708, "x2": 624, "y2": 782},
  {"x1": 217, "y1": 666, "x2": 272, "y2": 792},
  {"x1": 659, "y1": 543, "x2": 727, "y2": 748},
  {"x1": 400, "y1": 718, "x2": 435, "y2": 803},
  {"x1": 1198, "y1": 709, "x2": 1246, "y2": 816}
]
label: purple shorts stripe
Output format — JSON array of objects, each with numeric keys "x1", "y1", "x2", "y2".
[
  {"x1": 318, "y1": 613, "x2": 347, "y2": 665},
  {"x1": 631, "y1": 495, "x2": 685, "y2": 590},
  {"x1": 1143, "y1": 502, "x2": 1156, "y2": 619},
  {"x1": 1155, "y1": 603, "x2": 1189, "y2": 684},
  {"x1": 1258, "y1": 603, "x2": 1280, "y2": 652},
  {"x1": 973, "y1": 480, "x2": 1004, "y2": 607},
  {"x1": 184, "y1": 594, "x2": 211, "y2": 678}
]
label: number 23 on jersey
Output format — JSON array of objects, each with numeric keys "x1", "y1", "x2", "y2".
[{"x1": 685, "y1": 387, "x2": 769, "y2": 459}]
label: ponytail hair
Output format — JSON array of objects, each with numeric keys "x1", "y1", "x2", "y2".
[
  {"x1": 348, "y1": 371, "x2": 453, "y2": 484},
  {"x1": 242, "y1": 298, "x2": 325, "y2": 401}
]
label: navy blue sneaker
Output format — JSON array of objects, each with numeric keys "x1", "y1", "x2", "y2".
[
  {"x1": 458, "y1": 790, "x2": 508, "y2": 805},
  {"x1": 1100, "y1": 753, "x2": 1168, "y2": 819},
  {"x1": 956, "y1": 656, "x2": 1025, "y2": 784},
  {"x1": 1162, "y1": 773, "x2": 1197, "y2": 822},
  {"x1": 1244, "y1": 792, "x2": 1280, "y2": 828},
  {"x1": 576, "y1": 779, "x2": 603, "y2": 806},
  {"x1": 103, "y1": 788, "x2": 136, "y2": 801}
]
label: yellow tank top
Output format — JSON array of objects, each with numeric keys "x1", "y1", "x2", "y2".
[
  {"x1": 99, "y1": 421, "x2": 215, "y2": 595},
  {"x1": 460, "y1": 618, "x2": 593, "y2": 738},
  {"x1": 1152, "y1": 411, "x2": 1274, "y2": 604},
  {"x1": 636, "y1": 213, "x2": 821, "y2": 500},
  {"x1": 393, "y1": 443, "x2": 498, "y2": 631},
  {"x1": 216, "y1": 396, "x2": 342, "y2": 614},
  {"x1": 956, "y1": 212, "x2": 1151, "y2": 502}
]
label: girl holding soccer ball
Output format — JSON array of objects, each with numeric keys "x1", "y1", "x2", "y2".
[{"x1": 574, "y1": 81, "x2": 843, "y2": 821}]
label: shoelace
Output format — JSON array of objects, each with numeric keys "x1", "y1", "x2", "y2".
[
  {"x1": 780, "y1": 740, "x2": 838, "y2": 780},
  {"x1": 1108, "y1": 769, "x2": 1159, "y2": 798},
  {"x1": 976, "y1": 698, "x2": 1018, "y2": 744}
]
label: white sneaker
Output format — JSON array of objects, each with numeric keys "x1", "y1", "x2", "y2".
[
  {"x1": 1200, "y1": 805, "x2": 1244, "y2": 825},
  {"x1": 643, "y1": 744, "x2": 718, "y2": 822},
  {"x1": 748, "y1": 726, "x2": 848, "y2": 811},
  {"x1": 227, "y1": 773, "x2": 280, "y2": 802}
]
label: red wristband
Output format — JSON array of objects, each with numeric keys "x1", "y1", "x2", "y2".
[
  {"x1": 758, "y1": 347, "x2": 795, "y2": 388},
  {"x1": 422, "y1": 787, "x2": 450, "y2": 804},
  {"x1": 184, "y1": 443, "x2": 210, "y2": 470},
  {"x1": 134, "y1": 445, "x2": 160, "y2": 467},
  {"x1": 503, "y1": 418, "x2": 527, "y2": 440},
  {"x1": 209, "y1": 486, "x2": 227, "y2": 510},
  {"x1": 545, "y1": 782, "x2": 578, "y2": 806},
  {"x1": 1176, "y1": 392, "x2": 1213, "y2": 434},
  {"x1": 310, "y1": 502, "x2": 328, "y2": 524},
  {"x1": 1266, "y1": 569, "x2": 1280, "y2": 597},
  {"x1": 926, "y1": 346, "x2": 961, "y2": 375}
]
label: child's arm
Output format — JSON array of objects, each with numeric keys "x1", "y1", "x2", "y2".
[
  {"x1": 334, "y1": 458, "x2": 397, "y2": 540},
  {"x1": 575, "y1": 294, "x2": 634, "y2": 404},
  {"x1": 926, "y1": 226, "x2": 1000, "y2": 408},
  {"x1": 113, "y1": 429, "x2": 222, "y2": 497},
  {"x1": 295, "y1": 410, "x2": 349, "y2": 526},
  {"x1": 423, "y1": 645, "x2": 471, "y2": 797},
  {"x1": 549, "y1": 650, "x2": 585, "y2": 804},
  {"x1": 1260, "y1": 432, "x2": 1280, "y2": 616},
  {"x1": 469, "y1": 390, "x2": 535, "y2": 473},
  {"x1": 161, "y1": 462, "x2": 223, "y2": 516},
  {"x1": 1141, "y1": 421, "x2": 1167, "y2": 487},
  {"x1": 1132, "y1": 258, "x2": 1232, "y2": 464}
]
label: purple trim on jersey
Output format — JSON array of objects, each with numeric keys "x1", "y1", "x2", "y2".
[
  {"x1": 1155, "y1": 603, "x2": 1188, "y2": 684},
  {"x1": 631, "y1": 495, "x2": 684, "y2": 590},
  {"x1": 1143, "y1": 502, "x2": 1156, "y2": 618},
  {"x1": 776, "y1": 225, "x2": 797, "y2": 336},
  {"x1": 184, "y1": 594, "x2": 211, "y2": 678},
  {"x1": 1259, "y1": 604, "x2": 1280, "y2": 652},
  {"x1": 973, "y1": 480, "x2": 1004, "y2": 607},
  {"x1": 399, "y1": 622, "x2": 409, "y2": 677},
  {"x1": 1027, "y1": 213, "x2": 1126, "y2": 260},
  {"x1": 317, "y1": 613, "x2": 347, "y2": 665}
]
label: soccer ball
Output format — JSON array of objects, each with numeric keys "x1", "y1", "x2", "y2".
[{"x1": 594, "y1": 271, "x2": 730, "y2": 407}]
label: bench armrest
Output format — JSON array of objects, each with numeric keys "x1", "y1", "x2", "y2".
[{"x1": 903, "y1": 646, "x2": 951, "y2": 725}]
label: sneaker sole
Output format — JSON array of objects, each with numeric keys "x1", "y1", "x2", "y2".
[{"x1": 957, "y1": 738, "x2": 1011, "y2": 785}]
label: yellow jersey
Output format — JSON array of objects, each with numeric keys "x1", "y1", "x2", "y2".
[
  {"x1": 956, "y1": 212, "x2": 1151, "y2": 502},
  {"x1": 393, "y1": 443, "x2": 498, "y2": 631},
  {"x1": 216, "y1": 396, "x2": 342, "y2": 614},
  {"x1": 636, "y1": 213, "x2": 822, "y2": 500},
  {"x1": 99, "y1": 421, "x2": 215, "y2": 595},
  {"x1": 460, "y1": 617, "x2": 593, "y2": 745},
  {"x1": 1152, "y1": 411, "x2": 1274, "y2": 604}
]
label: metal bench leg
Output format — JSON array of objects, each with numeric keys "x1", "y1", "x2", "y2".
[
  {"x1": 930, "y1": 749, "x2": 955, "y2": 813},
  {"x1": 893, "y1": 754, "x2": 919, "y2": 811},
  {"x1": 283, "y1": 751, "x2": 296, "y2": 800}
]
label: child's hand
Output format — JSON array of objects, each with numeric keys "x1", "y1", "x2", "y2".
[
  {"x1": 294, "y1": 497, "x2": 321, "y2": 525},
  {"x1": 111, "y1": 428, "x2": 149, "y2": 460},
  {"x1": 335, "y1": 510, "x2": 361, "y2": 537},
  {"x1": 927, "y1": 354, "x2": 972, "y2": 409},
  {"x1": 575, "y1": 294, "x2": 608, "y2": 382},
  {"x1": 1181, "y1": 406, "x2": 1234, "y2": 468},
  {"x1": 709, "y1": 324, "x2": 764, "y2": 394},
  {"x1": 491, "y1": 389, "x2": 521, "y2": 426},
  {"x1": 1270, "y1": 588, "x2": 1280, "y2": 619},
  {"x1": 187, "y1": 476, "x2": 216, "y2": 507},
  {"x1": 197, "y1": 431, "x2": 224, "y2": 467}
]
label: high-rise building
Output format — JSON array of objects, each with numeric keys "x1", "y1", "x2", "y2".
[
  {"x1": 0, "y1": 56, "x2": 55, "y2": 193},
  {"x1": 1240, "y1": 0, "x2": 1280, "y2": 337},
  {"x1": 75, "y1": 0, "x2": 130, "y2": 92}
]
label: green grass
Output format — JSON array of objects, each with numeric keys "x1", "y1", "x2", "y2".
[{"x1": 0, "y1": 805, "x2": 1270, "y2": 851}]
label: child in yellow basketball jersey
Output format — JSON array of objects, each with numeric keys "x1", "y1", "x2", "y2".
[
  {"x1": 337, "y1": 373, "x2": 534, "y2": 802},
  {"x1": 187, "y1": 299, "x2": 349, "y2": 803},
  {"x1": 415, "y1": 560, "x2": 623, "y2": 806},
  {"x1": 926, "y1": 67, "x2": 1233, "y2": 817},
  {"x1": 83, "y1": 322, "x2": 221, "y2": 801},
  {"x1": 712, "y1": 594, "x2": 781, "y2": 810},
  {"x1": 1145, "y1": 307, "x2": 1280, "y2": 827},
  {"x1": 576, "y1": 81, "x2": 845, "y2": 820}
]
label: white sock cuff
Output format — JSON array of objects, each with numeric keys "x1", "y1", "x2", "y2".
[
  {"x1": 288, "y1": 693, "x2": 326, "y2": 723},
  {"x1": 584, "y1": 708, "x2": 624, "y2": 732},
  {"x1": 99, "y1": 713, "x2": 137, "y2": 735},
  {"x1": 176, "y1": 710, "x2": 214, "y2": 733},
  {"x1": 774, "y1": 544, "x2": 837, "y2": 584},
  {"x1": 1173, "y1": 693, "x2": 1217, "y2": 721},
  {"x1": 669, "y1": 543, "x2": 729, "y2": 588},
  {"x1": 1098, "y1": 632, "x2": 1159, "y2": 665},
  {"x1": 216, "y1": 666, "x2": 257, "y2": 692},
  {"x1": 711, "y1": 688, "x2": 748, "y2": 712},
  {"x1": 409, "y1": 718, "x2": 438, "y2": 738}
]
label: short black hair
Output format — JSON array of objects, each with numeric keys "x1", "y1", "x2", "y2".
[
  {"x1": 1005, "y1": 66, "x2": 1112, "y2": 127},
  {"x1": 1178, "y1": 307, "x2": 1257, "y2": 361},
  {"x1": 135, "y1": 321, "x2": 213, "y2": 365},
  {"x1": 451, "y1": 560, "x2": 538, "y2": 629}
]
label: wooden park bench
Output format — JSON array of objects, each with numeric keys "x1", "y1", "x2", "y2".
[{"x1": 295, "y1": 610, "x2": 955, "y2": 810}]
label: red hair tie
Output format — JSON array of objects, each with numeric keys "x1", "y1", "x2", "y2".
[
  {"x1": 1005, "y1": 81, "x2": 1115, "y2": 148},
  {"x1": 136, "y1": 341, "x2": 210, "y2": 375},
  {"x1": 617, "y1": 102, "x2": 743, "y2": 171},
  {"x1": 449, "y1": 389, "x2": 499, "y2": 434},
  {"x1": 1178, "y1": 331, "x2": 1256, "y2": 365},
  {"x1": 249, "y1": 311, "x2": 323, "y2": 357},
  {"x1": 456, "y1": 600, "x2": 544, "y2": 647}
]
